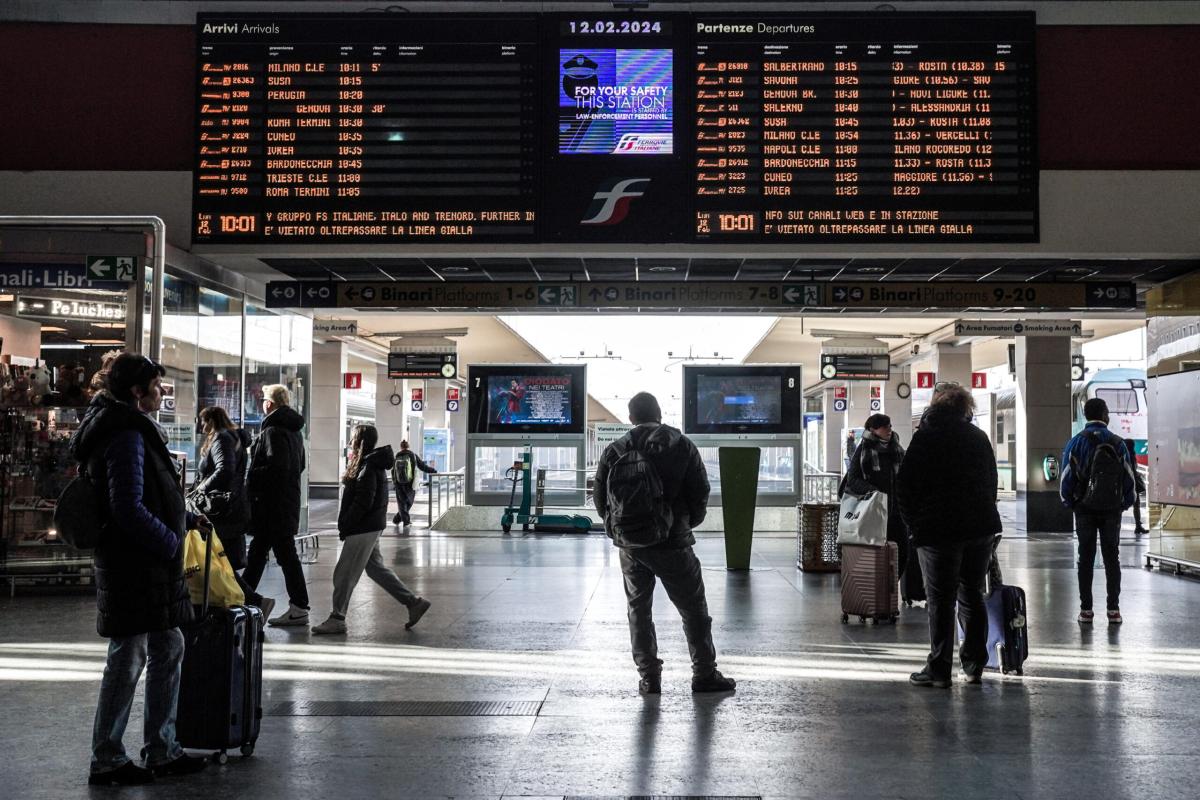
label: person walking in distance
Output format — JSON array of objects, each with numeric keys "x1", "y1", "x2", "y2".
[
  {"x1": 1124, "y1": 438, "x2": 1150, "y2": 536},
  {"x1": 392, "y1": 439, "x2": 437, "y2": 531},
  {"x1": 313, "y1": 425, "x2": 432, "y2": 634},
  {"x1": 1061, "y1": 399, "x2": 1138, "y2": 624},
  {"x1": 593, "y1": 392, "x2": 736, "y2": 696},
  {"x1": 242, "y1": 384, "x2": 311, "y2": 627},
  {"x1": 71, "y1": 353, "x2": 209, "y2": 784},
  {"x1": 896, "y1": 386, "x2": 1002, "y2": 688}
]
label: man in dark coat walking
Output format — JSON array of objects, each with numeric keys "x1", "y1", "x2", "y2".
[
  {"x1": 593, "y1": 392, "x2": 736, "y2": 696},
  {"x1": 242, "y1": 383, "x2": 310, "y2": 627},
  {"x1": 71, "y1": 353, "x2": 209, "y2": 785},
  {"x1": 897, "y1": 385, "x2": 1002, "y2": 688}
]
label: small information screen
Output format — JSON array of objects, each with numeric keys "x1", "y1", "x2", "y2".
[
  {"x1": 692, "y1": 13, "x2": 1037, "y2": 243},
  {"x1": 193, "y1": 15, "x2": 539, "y2": 244}
]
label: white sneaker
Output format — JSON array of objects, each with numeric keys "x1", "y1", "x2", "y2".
[
  {"x1": 268, "y1": 603, "x2": 310, "y2": 627},
  {"x1": 311, "y1": 615, "x2": 347, "y2": 635}
]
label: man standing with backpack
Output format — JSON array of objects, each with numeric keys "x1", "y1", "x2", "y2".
[
  {"x1": 392, "y1": 439, "x2": 437, "y2": 531},
  {"x1": 593, "y1": 392, "x2": 736, "y2": 696},
  {"x1": 1060, "y1": 398, "x2": 1138, "y2": 624}
]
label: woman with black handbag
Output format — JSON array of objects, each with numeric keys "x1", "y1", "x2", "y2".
[{"x1": 192, "y1": 406, "x2": 273, "y2": 618}]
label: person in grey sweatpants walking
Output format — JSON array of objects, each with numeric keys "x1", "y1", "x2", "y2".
[{"x1": 312, "y1": 425, "x2": 431, "y2": 635}]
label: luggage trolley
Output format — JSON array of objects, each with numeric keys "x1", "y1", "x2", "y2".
[{"x1": 500, "y1": 447, "x2": 601, "y2": 534}]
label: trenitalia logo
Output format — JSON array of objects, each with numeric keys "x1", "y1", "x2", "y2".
[{"x1": 580, "y1": 178, "x2": 651, "y2": 225}]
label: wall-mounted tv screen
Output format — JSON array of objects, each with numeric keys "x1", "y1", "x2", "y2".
[
  {"x1": 467, "y1": 364, "x2": 587, "y2": 434},
  {"x1": 1149, "y1": 370, "x2": 1200, "y2": 507},
  {"x1": 683, "y1": 365, "x2": 802, "y2": 435}
]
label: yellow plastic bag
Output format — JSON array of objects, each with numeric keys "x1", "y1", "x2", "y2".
[{"x1": 183, "y1": 528, "x2": 245, "y2": 608}]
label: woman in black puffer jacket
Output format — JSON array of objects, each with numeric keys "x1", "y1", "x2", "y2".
[
  {"x1": 896, "y1": 386, "x2": 1001, "y2": 689},
  {"x1": 192, "y1": 406, "x2": 265, "y2": 611},
  {"x1": 310, "y1": 425, "x2": 431, "y2": 635},
  {"x1": 840, "y1": 413, "x2": 909, "y2": 575}
]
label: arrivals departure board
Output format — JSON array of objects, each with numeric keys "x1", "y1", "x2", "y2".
[
  {"x1": 192, "y1": 12, "x2": 1036, "y2": 245},
  {"x1": 193, "y1": 15, "x2": 539, "y2": 243},
  {"x1": 692, "y1": 14, "x2": 1037, "y2": 243}
]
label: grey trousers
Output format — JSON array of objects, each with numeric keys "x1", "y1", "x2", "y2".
[{"x1": 331, "y1": 530, "x2": 418, "y2": 617}]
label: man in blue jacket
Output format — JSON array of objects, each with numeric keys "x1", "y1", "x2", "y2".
[{"x1": 1060, "y1": 398, "x2": 1137, "y2": 625}]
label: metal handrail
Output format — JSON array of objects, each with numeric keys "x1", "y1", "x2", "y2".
[{"x1": 424, "y1": 473, "x2": 466, "y2": 526}]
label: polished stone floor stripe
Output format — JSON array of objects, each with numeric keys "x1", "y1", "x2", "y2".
[{"x1": 267, "y1": 700, "x2": 545, "y2": 717}]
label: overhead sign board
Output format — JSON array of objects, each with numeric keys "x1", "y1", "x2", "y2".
[
  {"x1": 0, "y1": 264, "x2": 126, "y2": 290},
  {"x1": 821, "y1": 354, "x2": 890, "y2": 382},
  {"x1": 86, "y1": 256, "x2": 137, "y2": 282},
  {"x1": 411, "y1": 387, "x2": 424, "y2": 412},
  {"x1": 266, "y1": 280, "x2": 1135, "y2": 312},
  {"x1": 388, "y1": 352, "x2": 458, "y2": 380},
  {"x1": 954, "y1": 320, "x2": 1082, "y2": 337},
  {"x1": 16, "y1": 296, "x2": 126, "y2": 321},
  {"x1": 314, "y1": 319, "x2": 358, "y2": 337}
]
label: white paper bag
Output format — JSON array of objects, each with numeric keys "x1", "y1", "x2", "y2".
[{"x1": 837, "y1": 490, "x2": 889, "y2": 547}]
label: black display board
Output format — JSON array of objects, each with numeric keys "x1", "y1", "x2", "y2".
[
  {"x1": 194, "y1": 14, "x2": 539, "y2": 244},
  {"x1": 683, "y1": 365, "x2": 803, "y2": 435},
  {"x1": 193, "y1": 12, "x2": 1036, "y2": 245},
  {"x1": 467, "y1": 364, "x2": 587, "y2": 435}
]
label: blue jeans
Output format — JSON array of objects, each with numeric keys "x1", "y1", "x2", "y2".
[{"x1": 91, "y1": 628, "x2": 185, "y2": 773}]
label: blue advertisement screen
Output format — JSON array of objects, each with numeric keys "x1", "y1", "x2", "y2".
[
  {"x1": 696, "y1": 375, "x2": 782, "y2": 425},
  {"x1": 487, "y1": 375, "x2": 574, "y2": 425},
  {"x1": 559, "y1": 49, "x2": 673, "y2": 155}
]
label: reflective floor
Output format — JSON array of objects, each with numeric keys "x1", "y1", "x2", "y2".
[{"x1": 2, "y1": 500, "x2": 1199, "y2": 799}]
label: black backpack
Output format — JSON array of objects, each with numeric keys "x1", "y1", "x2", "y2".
[
  {"x1": 54, "y1": 468, "x2": 106, "y2": 550},
  {"x1": 1077, "y1": 431, "x2": 1126, "y2": 512},
  {"x1": 604, "y1": 442, "x2": 672, "y2": 549}
]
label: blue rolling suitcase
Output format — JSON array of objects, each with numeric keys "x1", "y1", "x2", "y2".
[
  {"x1": 176, "y1": 530, "x2": 265, "y2": 763},
  {"x1": 979, "y1": 583, "x2": 1029, "y2": 675}
]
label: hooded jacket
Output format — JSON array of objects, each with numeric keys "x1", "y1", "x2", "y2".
[
  {"x1": 593, "y1": 423, "x2": 710, "y2": 548},
  {"x1": 896, "y1": 405, "x2": 1002, "y2": 547},
  {"x1": 69, "y1": 394, "x2": 192, "y2": 638},
  {"x1": 338, "y1": 445, "x2": 395, "y2": 538},
  {"x1": 193, "y1": 427, "x2": 252, "y2": 533},
  {"x1": 247, "y1": 404, "x2": 306, "y2": 539}
]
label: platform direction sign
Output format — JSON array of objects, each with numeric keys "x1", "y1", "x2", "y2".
[
  {"x1": 264, "y1": 280, "x2": 1135, "y2": 311},
  {"x1": 954, "y1": 320, "x2": 1082, "y2": 337}
]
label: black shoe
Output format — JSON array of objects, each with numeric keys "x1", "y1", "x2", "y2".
[
  {"x1": 88, "y1": 762, "x2": 156, "y2": 786},
  {"x1": 150, "y1": 753, "x2": 209, "y2": 778},
  {"x1": 639, "y1": 676, "x2": 661, "y2": 695},
  {"x1": 692, "y1": 670, "x2": 736, "y2": 693},
  {"x1": 393, "y1": 513, "x2": 402, "y2": 525},
  {"x1": 909, "y1": 670, "x2": 951, "y2": 688},
  {"x1": 961, "y1": 671, "x2": 983, "y2": 685}
]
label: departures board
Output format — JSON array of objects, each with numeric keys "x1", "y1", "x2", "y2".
[{"x1": 193, "y1": 12, "x2": 1036, "y2": 245}]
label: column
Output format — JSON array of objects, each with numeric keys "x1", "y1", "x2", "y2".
[
  {"x1": 932, "y1": 342, "x2": 972, "y2": 387},
  {"x1": 375, "y1": 365, "x2": 405, "y2": 451},
  {"x1": 1016, "y1": 336, "x2": 1074, "y2": 532},
  {"x1": 885, "y1": 366, "x2": 913, "y2": 449},
  {"x1": 822, "y1": 388, "x2": 842, "y2": 474},
  {"x1": 846, "y1": 381, "x2": 872, "y2": 435},
  {"x1": 310, "y1": 340, "x2": 348, "y2": 487}
]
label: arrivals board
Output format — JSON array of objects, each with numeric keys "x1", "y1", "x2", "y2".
[
  {"x1": 192, "y1": 12, "x2": 1036, "y2": 245},
  {"x1": 193, "y1": 15, "x2": 539, "y2": 244},
  {"x1": 692, "y1": 14, "x2": 1037, "y2": 243}
]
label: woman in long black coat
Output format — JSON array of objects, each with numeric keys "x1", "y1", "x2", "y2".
[{"x1": 192, "y1": 406, "x2": 263, "y2": 612}]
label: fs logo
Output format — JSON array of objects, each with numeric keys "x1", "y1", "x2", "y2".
[{"x1": 580, "y1": 178, "x2": 651, "y2": 225}]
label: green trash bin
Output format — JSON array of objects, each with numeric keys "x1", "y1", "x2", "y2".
[{"x1": 719, "y1": 446, "x2": 761, "y2": 570}]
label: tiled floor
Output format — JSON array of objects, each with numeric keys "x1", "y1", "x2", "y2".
[{"x1": 1, "y1": 498, "x2": 1197, "y2": 799}]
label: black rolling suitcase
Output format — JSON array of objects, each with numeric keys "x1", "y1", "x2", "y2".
[{"x1": 176, "y1": 529, "x2": 264, "y2": 763}]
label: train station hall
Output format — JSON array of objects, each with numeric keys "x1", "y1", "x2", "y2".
[{"x1": 2, "y1": 1, "x2": 1200, "y2": 799}]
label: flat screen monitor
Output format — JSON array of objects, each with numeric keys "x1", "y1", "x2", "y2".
[
  {"x1": 1149, "y1": 370, "x2": 1200, "y2": 507},
  {"x1": 467, "y1": 364, "x2": 587, "y2": 434},
  {"x1": 683, "y1": 365, "x2": 802, "y2": 435}
]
